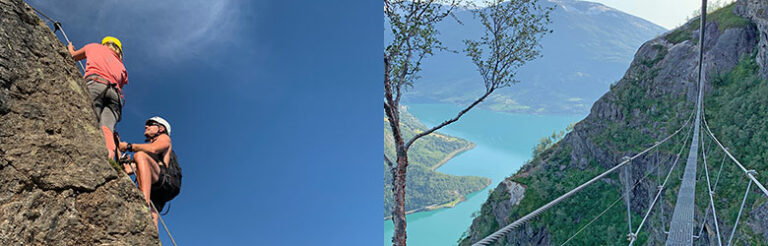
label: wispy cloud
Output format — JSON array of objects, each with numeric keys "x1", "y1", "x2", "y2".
[
  {"x1": 30, "y1": 0, "x2": 245, "y2": 64},
  {"x1": 103, "y1": 0, "x2": 241, "y2": 62}
]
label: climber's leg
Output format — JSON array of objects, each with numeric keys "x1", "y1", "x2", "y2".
[{"x1": 134, "y1": 151, "x2": 160, "y2": 228}]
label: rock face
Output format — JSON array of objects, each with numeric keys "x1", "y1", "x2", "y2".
[
  {"x1": 735, "y1": 0, "x2": 768, "y2": 77},
  {"x1": 0, "y1": 0, "x2": 159, "y2": 245},
  {"x1": 461, "y1": 1, "x2": 768, "y2": 245}
]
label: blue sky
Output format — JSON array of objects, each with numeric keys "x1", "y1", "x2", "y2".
[{"x1": 28, "y1": 0, "x2": 381, "y2": 245}]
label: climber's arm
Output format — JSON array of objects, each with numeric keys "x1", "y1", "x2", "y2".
[
  {"x1": 68, "y1": 43, "x2": 85, "y2": 61},
  {"x1": 119, "y1": 135, "x2": 171, "y2": 155}
]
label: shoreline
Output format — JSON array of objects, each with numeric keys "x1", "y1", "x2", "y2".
[
  {"x1": 430, "y1": 142, "x2": 477, "y2": 171},
  {"x1": 382, "y1": 113, "x2": 483, "y2": 221},
  {"x1": 404, "y1": 102, "x2": 586, "y2": 117},
  {"x1": 384, "y1": 178, "x2": 492, "y2": 221}
]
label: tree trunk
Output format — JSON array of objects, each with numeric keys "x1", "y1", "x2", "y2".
[{"x1": 392, "y1": 148, "x2": 409, "y2": 246}]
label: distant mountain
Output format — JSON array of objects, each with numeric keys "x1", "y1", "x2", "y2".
[{"x1": 402, "y1": 0, "x2": 667, "y2": 115}]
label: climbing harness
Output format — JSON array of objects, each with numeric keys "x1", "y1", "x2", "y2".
[
  {"x1": 29, "y1": 5, "x2": 86, "y2": 72},
  {"x1": 120, "y1": 152, "x2": 179, "y2": 246},
  {"x1": 86, "y1": 74, "x2": 124, "y2": 111},
  {"x1": 87, "y1": 74, "x2": 124, "y2": 159}
]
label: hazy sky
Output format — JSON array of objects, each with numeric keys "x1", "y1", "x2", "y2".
[
  {"x1": 591, "y1": 0, "x2": 737, "y2": 29},
  {"x1": 468, "y1": 0, "x2": 737, "y2": 30}
]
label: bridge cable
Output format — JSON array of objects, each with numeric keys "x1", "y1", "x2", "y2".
[
  {"x1": 695, "y1": 134, "x2": 728, "y2": 238},
  {"x1": 628, "y1": 121, "x2": 695, "y2": 245},
  {"x1": 472, "y1": 109, "x2": 695, "y2": 246},
  {"x1": 700, "y1": 106, "x2": 768, "y2": 197},
  {"x1": 562, "y1": 125, "x2": 691, "y2": 246},
  {"x1": 700, "y1": 127, "x2": 722, "y2": 245},
  {"x1": 560, "y1": 196, "x2": 623, "y2": 246},
  {"x1": 700, "y1": 119, "x2": 757, "y2": 246},
  {"x1": 726, "y1": 179, "x2": 752, "y2": 246},
  {"x1": 694, "y1": 128, "x2": 722, "y2": 239},
  {"x1": 712, "y1": 154, "x2": 726, "y2": 193},
  {"x1": 623, "y1": 156, "x2": 633, "y2": 240},
  {"x1": 561, "y1": 111, "x2": 694, "y2": 245}
]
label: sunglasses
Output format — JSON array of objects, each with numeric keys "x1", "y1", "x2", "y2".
[{"x1": 146, "y1": 121, "x2": 162, "y2": 127}]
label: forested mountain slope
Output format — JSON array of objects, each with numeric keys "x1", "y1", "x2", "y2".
[{"x1": 384, "y1": 108, "x2": 489, "y2": 217}]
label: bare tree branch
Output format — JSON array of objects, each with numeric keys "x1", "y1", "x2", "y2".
[
  {"x1": 405, "y1": 87, "x2": 495, "y2": 151},
  {"x1": 385, "y1": 154, "x2": 395, "y2": 169},
  {"x1": 384, "y1": 1, "x2": 549, "y2": 245}
]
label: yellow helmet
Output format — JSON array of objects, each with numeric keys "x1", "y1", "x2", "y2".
[{"x1": 101, "y1": 36, "x2": 122, "y2": 51}]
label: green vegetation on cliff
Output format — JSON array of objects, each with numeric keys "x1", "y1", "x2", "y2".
[
  {"x1": 461, "y1": 42, "x2": 693, "y2": 244},
  {"x1": 697, "y1": 53, "x2": 768, "y2": 245},
  {"x1": 384, "y1": 109, "x2": 490, "y2": 217},
  {"x1": 461, "y1": 8, "x2": 768, "y2": 244},
  {"x1": 665, "y1": 3, "x2": 751, "y2": 44}
]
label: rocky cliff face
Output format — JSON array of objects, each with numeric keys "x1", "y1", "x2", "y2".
[
  {"x1": 461, "y1": 1, "x2": 768, "y2": 245},
  {"x1": 0, "y1": 0, "x2": 159, "y2": 244},
  {"x1": 736, "y1": 0, "x2": 768, "y2": 77}
]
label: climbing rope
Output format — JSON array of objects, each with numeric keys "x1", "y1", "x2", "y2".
[
  {"x1": 121, "y1": 153, "x2": 179, "y2": 246},
  {"x1": 29, "y1": 4, "x2": 86, "y2": 71},
  {"x1": 472, "y1": 109, "x2": 695, "y2": 246}
]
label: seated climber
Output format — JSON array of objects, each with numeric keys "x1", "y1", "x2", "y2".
[
  {"x1": 68, "y1": 36, "x2": 128, "y2": 161},
  {"x1": 119, "y1": 116, "x2": 174, "y2": 228}
]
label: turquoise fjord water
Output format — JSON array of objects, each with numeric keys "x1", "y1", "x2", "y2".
[{"x1": 384, "y1": 103, "x2": 583, "y2": 246}]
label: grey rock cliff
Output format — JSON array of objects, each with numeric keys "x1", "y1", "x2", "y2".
[
  {"x1": 735, "y1": 0, "x2": 768, "y2": 77},
  {"x1": 0, "y1": 0, "x2": 159, "y2": 244}
]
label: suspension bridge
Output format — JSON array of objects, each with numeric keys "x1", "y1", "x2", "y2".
[{"x1": 472, "y1": 1, "x2": 768, "y2": 245}]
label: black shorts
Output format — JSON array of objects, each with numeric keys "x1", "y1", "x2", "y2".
[{"x1": 147, "y1": 152, "x2": 173, "y2": 212}]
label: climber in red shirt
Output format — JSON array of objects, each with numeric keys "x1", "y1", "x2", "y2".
[{"x1": 68, "y1": 36, "x2": 128, "y2": 161}]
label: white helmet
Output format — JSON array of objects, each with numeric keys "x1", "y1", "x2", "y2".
[{"x1": 146, "y1": 116, "x2": 171, "y2": 136}]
